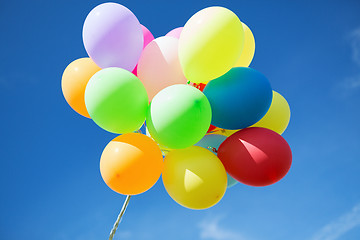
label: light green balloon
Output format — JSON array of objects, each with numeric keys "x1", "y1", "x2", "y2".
[
  {"x1": 85, "y1": 67, "x2": 148, "y2": 134},
  {"x1": 146, "y1": 84, "x2": 212, "y2": 149}
]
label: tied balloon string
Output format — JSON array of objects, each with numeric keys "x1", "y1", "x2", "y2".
[
  {"x1": 109, "y1": 195, "x2": 131, "y2": 240},
  {"x1": 207, "y1": 146, "x2": 218, "y2": 153}
]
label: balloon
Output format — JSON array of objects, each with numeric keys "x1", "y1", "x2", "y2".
[
  {"x1": 141, "y1": 25, "x2": 155, "y2": 49},
  {"x1": 207, "y1": 124, "x2": 217, "y2": 133},
  {"x1": 145, "y1": 126, "x2": 172, "y2": 155},
  {"x1": 82, "y1": 3, "x2": 143, "y2": 71},
  {"x1": 203, "y1": 67, "x2": 272, "y2": 129},
  {"x1": 234, "y1": 23, "x2": 255, "y2": 67},
  {"x1": 132, "y1": 25, "x2": 155, "y2": 76},
  {"x1": 250, "y1": 91, "x2": 290, "y2": 134},
  {"x1": 179, "y1": 6, "x2": 244, "y2": 83},
  {"x1": 217, "y1": 127, "x2": 292, "y2": 187},
  {"x1": 61, "y1": 58, "x2": 101, "y2": 118},
  {"x1": 162, "y1": 146, "x2": 227, "y2": 209},
  {"x1": 146, "y1": 84, "x2": 212, "y2": 149},
  {"x1": 195, "y1": 134, "x2": 238, "y2": 188},
  {"x1": 100, "y1": 133, "x2": 163, "y2": 195},
  {"x1": 137, "y1": 36, "x2": 188, "y2": 100},
  {"x1": 85, "y1": 67, "x2": 148, "y2": 134},
  {"x1": 165, "y1": 27, "x2": 183, "y2": 39}
]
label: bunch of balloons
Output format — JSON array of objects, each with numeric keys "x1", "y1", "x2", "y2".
[{"x1": 61, "y1": 2, "x2": 292, "y2": 210}]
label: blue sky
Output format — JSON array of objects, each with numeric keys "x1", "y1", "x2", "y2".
[{"x1": 1, "y1": 0, "x2": 360, "y2": 239}]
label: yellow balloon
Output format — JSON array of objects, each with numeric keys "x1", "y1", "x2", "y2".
[
  {"x1": 251, "y1": 91, "x2": 291, "y2": 134},
  {"x1": 162, "y1": 146, "x2": 227, "y2": 210},
  {"x1": 179, "y1": 7, "x2": 244, "y2": 83},
  {"x1": 234, "y1": 23, "x2": 255, "y2": 67}
]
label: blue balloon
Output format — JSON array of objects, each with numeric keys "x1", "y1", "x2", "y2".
[
  {"x1": 203, "y1": 67, "x2": 272, "y2": 130},
  {"x1": 195, "y1": 134, "x2": 238, "y2": 188}
]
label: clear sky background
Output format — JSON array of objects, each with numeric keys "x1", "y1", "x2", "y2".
[{"x1": 1, "y1": 0, "x2": 360, "y2": 239}]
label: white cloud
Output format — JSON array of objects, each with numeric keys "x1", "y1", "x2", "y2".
[
  {"x1": 341, "y1": 75, "x2": 360, "y2": 90},
  {"x1": 311, "y1": 202, "x2": 360, "y2": 240},
  {"x1": 350, "y1": 28, "x2": 360, "y2": 66},
  {"x1": 198, "y1": 216, "x2": 247, "y2": 240}
]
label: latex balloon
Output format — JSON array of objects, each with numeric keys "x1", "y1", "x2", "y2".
[
  {"x1": 85, "y1": 67, "x2": 148, "y2": 134},
  {"x1": 195, "y1": 134, "x2": 238, "y2": 188},
  {"x1": 217, "y1": 127, "x2": 292, "y2": 187},
  {"x1": 146, "y1": 84, "x2": 212, "y2": 149},
  {"x1": 137, "y1": 36, "x2": 188, "y2": 100},
  {"x1": 132, "y1": 25, "x2": 155, "y2": 76},
  {"x1": 61, "y1": 58, "x2": 101, "y2": 118},
  {"x1": 203, "y1": 67, "x2": 272, "y2": 129},
  {"x1": 207, "y1": 124, "x2": 217, "y2": 133},
  {"x1": 145, "y1": 126, "x2": 172, "y2": 155},
  {"x1": 234, "y1": 23, "x2": 255, "y2": 67},
  {"x1": 165, "y1": 27, "x2": 183, "y2": 39},
  {"x1": 179, "y1": 6, "x2": 244, "y2": 83},
  {"x1": 141, "y1": 25, "x2": 155, "y2": 49},
  {"x1": 251, "y1": 91, "x2": 291, "y2": 134},
  {"x1": 162, "y1": 146, "x2": 227, "y2": 209},
  {"x1": 83, "y1": 3, "x2": 143, "y2": 71},
  {"x1": 100, "y1": 133, "x2": 163, "y2": 195}
]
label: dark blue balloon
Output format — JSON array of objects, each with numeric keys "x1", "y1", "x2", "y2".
[{"x1": 203, "y1": 67, "x2": 272, "y2": 130}]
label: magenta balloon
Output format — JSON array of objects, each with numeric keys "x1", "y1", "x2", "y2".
[
  {"x1": 142, "y1": 25, "x2": 155, "y2": 48},
  {"x1": 133, "y1": 25, "x2": 155, "y2": 76},
  {"x1": 82, "y1": 3, "x2": 144, "y2": 71},
  {"x1": 165, "y1": 27, "x2": 183, "y2": 39}
]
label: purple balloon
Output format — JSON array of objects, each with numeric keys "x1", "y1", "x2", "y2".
[{"x1": 82, "y1": 3, "x2": 144, "y2": 71}]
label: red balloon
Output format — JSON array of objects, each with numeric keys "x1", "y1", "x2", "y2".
[
  {"x1": 217, "y1": 127, "x2": 292, "y2": 187},
  {"x1": 207, "y1": 124, "x2": 217, "y2": 133}
]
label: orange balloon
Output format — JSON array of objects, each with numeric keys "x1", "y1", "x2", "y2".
[
  {"x1": 100, "y1": 133, "x2": 164, "y2": 195},
  {"x1": 61, "y1": 58, "x2": 101, "y2": 118}
]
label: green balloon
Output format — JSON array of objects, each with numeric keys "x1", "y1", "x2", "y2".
[
  {"x1": 85, "y1": 67, "x2": 148, "y2": 134},
  {"x1": 147, "y1": 84, "x2": 211, "y2": 149}
]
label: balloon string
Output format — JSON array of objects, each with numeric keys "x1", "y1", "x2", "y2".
[
  {"x1": 109, "y1": 195, "x2": 131, "y2": 240},
  {"x1": 207, "y1": 146, "x2": 218, "y2": 153}
]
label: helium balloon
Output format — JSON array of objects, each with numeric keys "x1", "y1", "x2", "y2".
[
  {"x1": 83, "y1": 3, "x2": 143, "y2": 71},
  {"x1": 100, "y1": 133, "x2": 163, "y2": 195},
  {"x1": 145, "y1": 126, "x2": 172, "y2": 155},
  {"x1": 251, "y1": 91, "x2": 290, "y2": 134},
  {"x1": 234, "y1": 23, "x2": 255, "y2": 67},
  {"x1": 217, "y1": 127, "x2": 292, "y2": 187},
  {"x1": 85, "y1": 67, "x2": 148, "y2": 134},
  {"x1": 141, "y1": 25, "x2": 155, "y2": 49},
  {"x1": 162, "y1": 146, "x2": 227, "y2": 209},
  {"x1": 137, "y1": 36, "x2": 188, "y2": 100},
  {"x1": 195, "y1": 134, "x2": 238, "y2": 188},
  {"x1": 165, "y1": 27, "x2": 183, "y2": 39},
  {"x1": 203, "y1": 67, "x2": 272, "y2": 129},
  {"x1": 132, "y1": 25, "x2": 155, "y2": 76},
  {"x1": 207, "y1": 124, "x2": 217, "y2": 133},
  {"x1": 179, "y1": 6, "x2": 244, "y2": 83},
  {"x1": 61, "y1": 58, "x2": 101, "y2": 118},
  {"x1": 146, "y1": 84, "x2": 211, "y2": 149}
]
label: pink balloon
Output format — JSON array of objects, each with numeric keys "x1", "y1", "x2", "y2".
[
  {"x1": 137, "y1": 36, "x2": 188, "y2": 100},
  {"x1": 142, "y1": 25, "x2": 155, "y2": 48},
  {"x1": 165, "y1": 27, "x2": 183, "y2": 39},
  {"x1": 133, "y1": 25, "x2": 155, "y2": 76}
]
